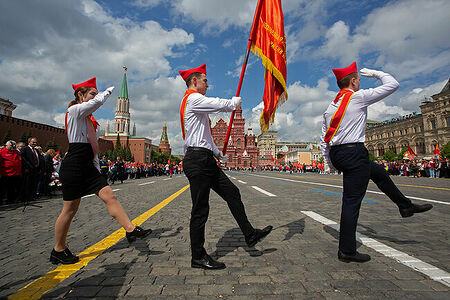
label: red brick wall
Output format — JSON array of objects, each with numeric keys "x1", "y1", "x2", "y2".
[{"x1": 0, "y1": 114, "x2": 113, "y2": 154}]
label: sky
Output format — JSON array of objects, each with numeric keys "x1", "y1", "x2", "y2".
[{"x1": 0, "y1": 0, "x2": 449, "y2": 154}]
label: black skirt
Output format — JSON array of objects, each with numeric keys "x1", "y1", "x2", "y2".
[{"x1": 60, "y1": 143, "x2": 108, "y2": 201}]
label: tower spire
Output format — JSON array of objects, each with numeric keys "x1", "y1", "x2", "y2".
[{"x1": 114, "y1": 66, "x2": 131, "y2": 136}]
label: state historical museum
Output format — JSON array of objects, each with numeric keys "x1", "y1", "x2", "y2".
[{"x1": 211, "y1": 106, "x2": 259, "y2": 169}]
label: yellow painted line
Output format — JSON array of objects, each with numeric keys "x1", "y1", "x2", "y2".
[{"x1": 8, "y1": 184, "x2": 190, "y2": 300}]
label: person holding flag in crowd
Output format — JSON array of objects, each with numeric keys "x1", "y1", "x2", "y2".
[
  {"x1": 51, "y1": 77, "x2": 151, "y2": 265},
  {"x1": 320, "y1": 62, "x2": 433, "y2": 263},
  {"x1": 179, "y1": 63, "x2": 272, "y2": 270}
]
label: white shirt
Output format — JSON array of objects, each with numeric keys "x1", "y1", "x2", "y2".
[
  {"x1": 320, "y1": 71, "x2": 399, "y2": 163},
  {"x1": 183, "y1": 92, "x2": 239, "y2": 155},
  {"x1": 66, "y1": 90, "x2": 111, "y2": 143}
]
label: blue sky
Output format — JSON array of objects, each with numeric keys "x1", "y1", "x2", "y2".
[{"x1": 0, "y1": 0, "x2": 449, "y2": 154}]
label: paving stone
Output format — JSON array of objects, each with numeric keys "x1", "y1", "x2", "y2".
[
  {"x1": 198, "y1": 284, "x2": 234, "y2": 296},
  {"x1": 1, "y1": 173, "x2": 449, "y2": 299}
]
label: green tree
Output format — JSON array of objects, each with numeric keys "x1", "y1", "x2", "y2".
[
  {"x1": 45, "y1": 140, "x2": 58, "y2": 152},
  {"x1": 368, "y1": 152, "x2": 376, "y2": 161},
  {"x1": 397, "y1": 147, "x2": 408, "y2": 161},
  {"x1": 383, "y1": 150, "x2": 397, "y2": 162},
  {"x1": 19, "y1": 132, "x2": 28, "y2": 143},
  {"x1": 441, "y1": 142, "x2": 450, "y2": 159},
  {"x1": 2, "y1": 129, "x2": 12, "y2": 144}
]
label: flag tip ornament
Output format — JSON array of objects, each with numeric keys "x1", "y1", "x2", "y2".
[
  {"x1": 332, "y1": 62, "x2": 357, "y2": 81},
  {"x1": 179, "y1": 63, "x2": 207, "y2": 81},
  {"x1": 72, "y1": 77, "x2": 97, "y2": 91}
]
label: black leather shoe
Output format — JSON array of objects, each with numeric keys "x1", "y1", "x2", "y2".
[
  {"x1": 191, "y1": 254, "x2": 226, "y2": 270},
  {"x1": 50, "y1": 248, "x2": 79, "y2": 265},
  {"x1": 126, "y1": 226, "x2": 152, "y2": 243},
  {"x1": 399, "y1": 203, "x2": 433, "y2": 218},
  {"x1": 338, "y1": 250, "x2": 371, "y2": 263},
  {"x1": 245, "y1": 225, "x2": 273, "y2": 247}
]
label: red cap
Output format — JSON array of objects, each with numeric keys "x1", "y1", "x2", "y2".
[
  {"x1": 179, "y1": 63, "x2": 206, "y2": 81},
  {"x1": 72, "y1": 77, "x2": 97, "y2": 90},
  {"x1": 332, "y1": 62, "x2": 357, "y2": 81}
]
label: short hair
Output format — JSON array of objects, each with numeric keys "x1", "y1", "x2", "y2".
[
  {"x1": 337, "y1": 72, "x2": 358, "y2": 89},
  {"x1": 28, "y1": 137, "x2": 37, "y2": 143},
  {"x1": 185, "y1": 72, "x2": 203, "y2": 88},
  {"x1": 6, "y1": 140, "x2": 16, "y2": 147}
]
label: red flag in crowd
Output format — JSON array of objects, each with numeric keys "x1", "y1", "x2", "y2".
[
  {"x1": 407, "y1": 145, "x2": 417, "y2": 157},
  {"x1": 250, "y1": 0, "x2": 288, "y2": 134},
  {"x1": 434, "y1": 143, "x2": 441, "y2": 158}
]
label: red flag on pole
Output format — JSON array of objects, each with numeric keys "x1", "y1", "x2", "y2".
[
  {"x1": 407, "y1": 145, "x2": 417, "y2": 157},
  {"x1": 434, "y1": 143, "x2": 441, "y2": 158},
  {"x1": 250, "y1": 0, "x2": 288, "y2": 134}
]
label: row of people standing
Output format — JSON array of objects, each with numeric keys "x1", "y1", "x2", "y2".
[
  {"x1": 98, "y1": 156, "x2": 182, "y2": 184},
  {"x1": 0, "y1": 138, "x2": 62, "y2": 205}
]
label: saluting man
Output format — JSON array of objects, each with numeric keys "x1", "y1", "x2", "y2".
[
  {"x1": 320, "y1": 62, "x2": 433, "y2": 263},
  {"x1": 179, "y1": 63, "x2": 272, "y2": 270}
]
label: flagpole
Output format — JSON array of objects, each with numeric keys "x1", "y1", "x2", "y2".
[{"x1": 222, "y1": 0, "x2": 264, "y2": 155}]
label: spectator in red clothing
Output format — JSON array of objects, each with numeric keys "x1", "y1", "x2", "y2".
[{"x1": 0, "y1": 140, "x2": 22, "y2": 204}]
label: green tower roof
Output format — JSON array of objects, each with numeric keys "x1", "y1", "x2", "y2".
[
  {"x1": 160, "y1": 122, "x2": 169, "y2": 142},
  {"x1": 119, "y1": 71, "x2": 128, "y2": 99}
]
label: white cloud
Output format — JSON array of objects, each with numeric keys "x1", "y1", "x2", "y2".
[
  {"x1": 171, "y1": 0, "x2": 314, "y2": 34},
  {"x1": 132, "y1": 0, "x2": 164, "y2": 8},
  {"x1": 0, "y1": 0, "x2": 194, "y2": 154},
  {"x1": 320, "y1": 0, "x2": 450, "y2": 79}
]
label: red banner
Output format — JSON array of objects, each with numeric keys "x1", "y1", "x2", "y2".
[
  {"x1": 250, "y1": 0, "x2": 287, "y2": 134},
  {"x1": 407, "y1": 145, "x2": 417, "y2": 157}
]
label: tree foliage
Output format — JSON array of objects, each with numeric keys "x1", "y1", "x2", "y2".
[
  {"x1": 441, "y1": 142, "x2": 450, "y2": 159},
  {"x1": 2, "y1": 129, "x2": 12, "y2": 144},
  {"x1": 383, "y1": 150, "x2": 397, "y2": 162},
  {"x1": 151, "y1": 150, "x2": 181, "y2": 164}
]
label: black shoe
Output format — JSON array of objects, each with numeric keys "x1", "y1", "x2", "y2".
[
  {"x1": 245, "y1": 225, "x2": 273, "y2": 247},
  {"x1": 126, "y1": 226, "x2": 152, "y2": 243},
  {"x1": 338, "y1": 250, "x2": 371, "y2": 263},
  {"x1": 191, "y1": 254, "x2": 226, "y2": 270},
  {"x1": 399, "y1": 203, "x2": 433, "y2": 218},
  {"x1": 50, "y1": 248, "x2": 79, "y2": 265}
]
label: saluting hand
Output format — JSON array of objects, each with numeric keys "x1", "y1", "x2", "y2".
[
  {"x1": 106, "y1": 86, "x2": 115, "y2": 95},
  {"x1": 360, "y1": 68, "x2": 382, "y2": 78}
]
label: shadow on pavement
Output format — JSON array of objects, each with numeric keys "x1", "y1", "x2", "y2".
[
  {"x1": 357, "y1": 224, "x2": 421, "y2": 245},
  {"x1": 112, "y1": 227, "x2": 183, "y2": 255},
  {"x1": 211, "y1": 228, "x2": 277, "y2": 259},
  {"x1": 1, "y1": 275, "x2": 42, "y2": 298},
  {"x1": 275, "y1": 217, "x2": 305, "y2": 241},
  {"x1": 41, "y1": 260, "x2": 136, "y2": 299}
]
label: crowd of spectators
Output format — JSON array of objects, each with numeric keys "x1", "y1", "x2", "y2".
[
  {"x1": 99, "y1": 156, "x2": 182, "y2": 184},
  {"x1": 0, "y1": 137, "x2": 62, "y2": 205},
  {"x1": 0, "y1": 137, "x2": 182, "y2": 206},
  {"x1": 375, "y1": 159, "x2": 449, "y2": 178}
]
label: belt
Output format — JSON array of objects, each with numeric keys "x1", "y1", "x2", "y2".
[
  {"x1": 331, "y1": 142, "x2": 364, "y2": 149},
  {"x1": 187, "y1": 146, "x2": 213, "y2": 155}
]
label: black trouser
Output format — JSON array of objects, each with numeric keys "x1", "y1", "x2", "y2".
[
  {"x1": 1, "y1": 175, "x2": 21, "y2": 204},
  {"x1": 330, "y1": 143, "x2": 412, "y2": 254},
  {"x1": 22, "y1": 170, "x2": 38, "y2": 202},
  {"x1": 183, "y1": 147, "x2": 254, "y2": 259}
]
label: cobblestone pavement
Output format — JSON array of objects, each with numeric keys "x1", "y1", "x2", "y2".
[{"x1": 0, "y1": 171, "x2": 449, "y2": 299}]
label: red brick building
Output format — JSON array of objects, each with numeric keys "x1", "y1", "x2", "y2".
[
  {"x1": 158, "y1": 122, "x2": 171, "y2": 154},
  {"x1": 211, "y1": 107, "x2": 259, "y2": 168}
]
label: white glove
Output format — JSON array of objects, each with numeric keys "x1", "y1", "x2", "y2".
[
  {"x1": 232, "y1": 96, "x2": 242, "y2": 107},
  {"x1": 359, "y1": 68, "x2": 383, "y2": 79},
  {"x1": 105, "y1": 86, "x2": 115, "y2": 95},
  {"x1": 215, "y1": 151, "x2": 228, "y2": 164},
  {"x1": 324, "y1": 161, "x2": 338, "y2": 174}
]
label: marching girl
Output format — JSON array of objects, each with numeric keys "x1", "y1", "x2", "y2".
[{"x1": 51, "y1": 77, "x2": 151, "y2": 264}]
